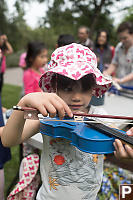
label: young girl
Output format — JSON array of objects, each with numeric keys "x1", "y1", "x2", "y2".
[
  {"x1": 23, "y1": 41, "x2": 48, "y2": 158},
  {"x1": 2, "y1": 43, "x2": 112, "y2": 200},
  {"x1": 23, "y1": 41, "x2": 48, "y2": 95}
]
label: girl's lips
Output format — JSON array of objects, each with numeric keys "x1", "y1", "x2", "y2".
[{"x1": 69, "y1": 105, "x2": 83, "y2": 110}]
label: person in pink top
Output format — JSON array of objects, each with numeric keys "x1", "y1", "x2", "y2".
[
  {"x1": 19, "y1": 52, "x2": 27, "y2": 69},
  {"x1": 0, "y1": 33, "x2": 13, "y2": 94},
  {"x1": 23, "y1": 41, "x2": 48, "y2": 95}
]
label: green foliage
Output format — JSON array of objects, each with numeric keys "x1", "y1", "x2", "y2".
[
  {"x1": 123, "y1": 6, "x2": 133, "y2": 22},
  {"x1": 6, "y1": 50, "x2": 24, "y2": 68},
  {"x1": 42, "y1": 0, "x2": 123, "y2": 44}
]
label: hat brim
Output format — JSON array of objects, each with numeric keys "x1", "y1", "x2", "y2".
[{"x1": 39, "y1": 64, "x2": 112, "y2": 97}]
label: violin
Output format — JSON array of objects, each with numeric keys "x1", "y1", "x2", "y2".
[
  {"x1": 39, "y1": 116, "x2": 133, "y2": 154},
  {"x1": 13, "y1": 106, "x2": 133, "y2": 154}
]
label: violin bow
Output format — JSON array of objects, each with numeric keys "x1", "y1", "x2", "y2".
[
  {"x1": 13, "y1": 106, "x2": 133, "y2": 147},
  {"x1": 12, "y1": 106, "x2": 133, "y2": 125}
]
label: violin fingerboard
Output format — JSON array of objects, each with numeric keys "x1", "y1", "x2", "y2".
[{"x1": 86, "y1": 120, "x2": 133, "y2": 146}]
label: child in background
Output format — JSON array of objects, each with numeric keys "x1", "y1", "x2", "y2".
[
  {"x1": 19, "y1": 52, "x2": 27, "y2": 97},
  {"x1": 0, "y1": 97, "x2": 11, "y2": 200},
  {"x1": 23, "y1": 41, "x2": 48, "y2": 95},
  {"x1": 2, "y1": 43, "x2": 112, "y2": 200},
  {"x1": 56, "y1": 34, "x2": 75, "y2": 48},
  {"x1": 22, "y1": 41, "x2": 48, "y2": 158},
  {"x1": 19, "y1": 52, "x2": 27, "y2": 69}
]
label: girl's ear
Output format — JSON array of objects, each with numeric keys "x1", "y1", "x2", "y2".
[
  {"x1": 92, "y1": 89, "x2": 95, "y2": 96},
  {"x1": 55, "y1": 44, "x2": 58, "y2": 49}
]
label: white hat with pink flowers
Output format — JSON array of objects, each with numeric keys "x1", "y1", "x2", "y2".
[{"x1": 39, "y1": 43, "x2": 112, "y2": 97}]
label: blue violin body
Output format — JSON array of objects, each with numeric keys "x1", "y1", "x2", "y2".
[{"x1": 39, "y1": 117, "x2": 127, "y2": 154}]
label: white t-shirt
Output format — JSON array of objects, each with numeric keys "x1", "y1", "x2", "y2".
[
  {"x1": 36, "y1": 106, "x2": 108, "y2": 200},
  {"x1": 112, "y1": 42, "x2": 133, "y2": 86}
]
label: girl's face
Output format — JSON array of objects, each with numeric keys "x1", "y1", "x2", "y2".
[
  {"x1": 57, "y1": 81, "x2": 93, "y2": 113},
  {"x1": 32, "y1": 49, "x2": 48, "y2": 69},
  {"x1": 97, "y1": 32, "x2": 107, "y2": 46}
]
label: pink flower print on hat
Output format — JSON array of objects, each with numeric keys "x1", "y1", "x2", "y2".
[{"x1": 39, "y1": 43, "x2": 112, "y2": 97}]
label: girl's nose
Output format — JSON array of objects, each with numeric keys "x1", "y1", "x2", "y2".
[{"x1": 71, "y1": 92, "x2": 82, "y2": 102}]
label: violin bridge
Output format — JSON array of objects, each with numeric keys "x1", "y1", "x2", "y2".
[{"x1": 74, "y1": 116, "x2": 84, "y2": 121}]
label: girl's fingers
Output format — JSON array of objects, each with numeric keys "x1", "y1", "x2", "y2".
[
  {"x1": 114, "y1": 139, "x2": 128, "y2": 158},
  {"x1": 50, "y1": 98, "x2": 67, "y2": 119},
  {"x1": 43, "y1": 102, "x2": 57, "y2": 118},
  {"x1": 36, "y1": 104, "x2": 48, "y2": 117},
  {"x1": 126, "y1": 127, "x2": 133, "y2": 136},
  {"x1": 125, "y1": 145, "x2": 133, "y2": 158},
  {"x1": 52, "y1": 95, "x2": 73, "y2": 118},
  {"x1": 23, "y1": 92, "x2": 73, "y2": 119}
]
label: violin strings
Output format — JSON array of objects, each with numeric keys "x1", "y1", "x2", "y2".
[{"x1": 36, "y1": 117, "x2": 133, "y2": 125}]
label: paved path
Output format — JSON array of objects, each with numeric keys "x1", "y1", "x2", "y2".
[{"x1": 4, "y1": 67, "x2": 23, "y2": 86}]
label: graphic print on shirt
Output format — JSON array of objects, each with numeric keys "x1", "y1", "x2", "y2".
[{"x1": 48, "y1": 137, "x2": 103, "y2": 199}]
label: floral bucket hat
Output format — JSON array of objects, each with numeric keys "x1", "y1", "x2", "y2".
[{"x1": 39, "y1": 43, "x2": 112, "y2": 97}]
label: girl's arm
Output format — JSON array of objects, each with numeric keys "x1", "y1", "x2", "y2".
[
  {"x1": 113, "y1": 73, "x2": 133, "y2": 84},
  {"x1": 2, "y1": 35, "x2": 13, "y2": 55},
  {"x1": 0, "y1": 127, "x2": 4, "y2": 137},
  {"x1": 1, "y1": 92, "x2": 73, "y2": 147}
]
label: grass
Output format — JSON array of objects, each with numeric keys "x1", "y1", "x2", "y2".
[
  {"x1": 1, "y1": 84, "x2": 22, "y2": 197},
  {"x1": 1, "y1": 84, "x2": 21, "y2": 109}
]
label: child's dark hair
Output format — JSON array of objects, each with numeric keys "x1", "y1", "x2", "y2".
[
  {"x1": 57, "y1": 34, "x2": 75, "y2": 47},
  {"x1": 51, "y1": 74, "x2": 96, "y2": 92},
  {"x1": 25, "y1": 41, "x2": 47, "y2": 68},
  {"x1": 117, "y1": 21, "x2": 133, "y2": 34}
]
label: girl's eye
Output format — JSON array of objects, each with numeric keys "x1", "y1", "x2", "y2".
[{"x1": 64, "y1": 87, "x2": 73, "y2": 92}]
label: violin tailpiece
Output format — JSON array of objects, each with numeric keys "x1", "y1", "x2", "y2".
[{"x1": 74, "y1": 116, "x2": 84, "y2": 121}]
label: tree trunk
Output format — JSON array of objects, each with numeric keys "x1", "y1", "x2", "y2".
[{"x1": 89, "y1": 0, "x2": 106, "y2": 37}]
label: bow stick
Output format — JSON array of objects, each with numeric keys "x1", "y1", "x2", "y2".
[
  {"x1": 12, "y1": 106, "x2": 133, "y2": 123},
  {"x1": 13, "y1": 106, "x2": 133, "y2": 147}
]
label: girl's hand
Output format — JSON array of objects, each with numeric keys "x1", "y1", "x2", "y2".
[
  {"x1": 114, "y1": 127, "x2": 133, "y2": 159},
  {"x1": 19, "y1": 92, "x2": 73, "y2": 119}
]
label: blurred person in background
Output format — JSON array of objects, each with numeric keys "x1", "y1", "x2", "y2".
[
  {"x1": 0, "y1": 33, "x2": 13, "y2": 95},
  {"x1": 56, "y1": 34, "x2": 75, "y2": 48},
  {"x1": 77, "y1": 26, "x2": 94, "y2": 49},
  {"x1": 90, "y1": 29, "x2": 115, "y2": 106},
  {"x1": 104, "y1": 21, "x2": 133, "y2": 86}
]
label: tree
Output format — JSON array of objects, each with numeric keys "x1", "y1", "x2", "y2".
[
  {"x1": 123, "y1": 6, "x2": 133, "y2": 22},
  {"x1": 33, "y1": 0, "x2": 125, "y2": 47},
  {"x1": 0, "y1": 0, "x2": 9, "y2": 33}
]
